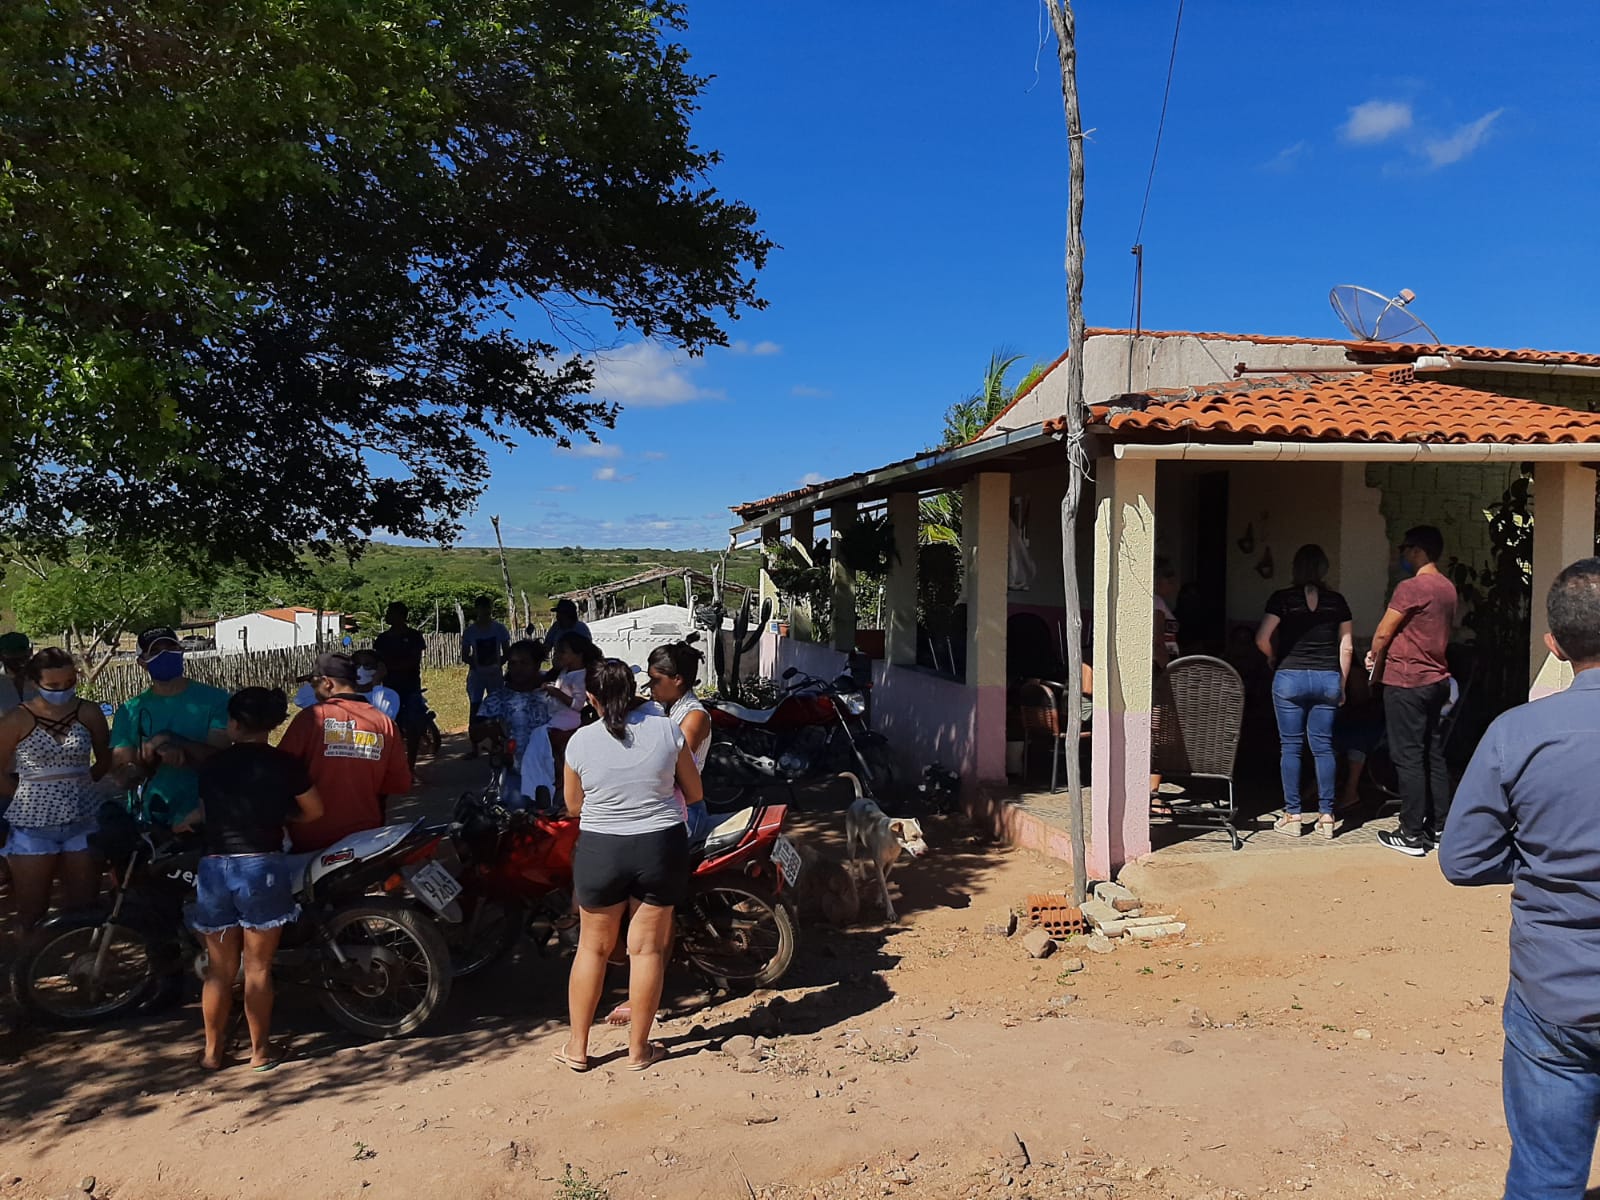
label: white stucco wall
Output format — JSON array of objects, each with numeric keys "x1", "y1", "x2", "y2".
[{"x1": 982, "y1": 334, "x2": 1358, "y2": 437}]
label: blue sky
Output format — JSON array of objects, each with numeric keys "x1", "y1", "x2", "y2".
[{"x1": 456, "y1": 1, "x2": 1600, "y2": 550}]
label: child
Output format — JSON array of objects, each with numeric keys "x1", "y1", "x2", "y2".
[{"x1": 544, "y1": 633, "x2": 600, "y2": 733}]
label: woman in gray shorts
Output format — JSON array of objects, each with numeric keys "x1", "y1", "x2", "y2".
[{"x1": 557, "y1": 659, "x2": 703, "y2": 1073}]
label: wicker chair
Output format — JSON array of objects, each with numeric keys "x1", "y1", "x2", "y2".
[
  {"x1": 1150, "y1": 655, "x2": 1245, "y2": 850},
  {"x1": 1018, "y1": 679, "x2": 1090, "y2": 793}
]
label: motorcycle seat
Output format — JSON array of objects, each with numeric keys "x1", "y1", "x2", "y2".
[
  {"x1": 692, "y1": 807, "x2": 757, "y2": 857},
  {"x1": 711, "y1": 701, "x2": 778, "y2": 725}
]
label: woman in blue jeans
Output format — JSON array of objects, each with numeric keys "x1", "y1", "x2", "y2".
[{"x1": 1255, "y1": 544, "x2": 1354, "y2": 839}]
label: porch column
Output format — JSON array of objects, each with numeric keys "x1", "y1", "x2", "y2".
[
  {"x1": 757, "y1": 519, "x2": 780, "y2": 618},
  {"x1": 830, "y1": 500, "x2": 858, "y2": 654},
  {"x1": 1530, "y1": 462, "x2": 1597, "y2": 699},
  {"x1": 789, "y1": 509, "x2": 815, "y2": 642},
  {"x1": 1090, "y1": 453, "x2": 1157, "y2": 879},
  {"x1": 884, "y1": 491, "x2": 920, "y2": 666},
  {"x1": 963, "y1": 472, "x2": 1010, "y2": 782}
]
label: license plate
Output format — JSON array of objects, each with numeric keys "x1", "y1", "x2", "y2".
[
  {"x1": 771, "y1": 835, "x2": 802, "y2": 886},
  {"x1": 405, "y1": 861, "x2": 463, "y2": 914}
]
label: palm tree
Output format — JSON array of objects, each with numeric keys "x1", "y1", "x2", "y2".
[{"x1": 921, "y1": 351, "x2": 1045, "y2": 545}]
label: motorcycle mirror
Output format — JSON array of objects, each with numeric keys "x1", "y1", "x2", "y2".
[{"x1": 782, "y1": 667, "x2": 798, "y2": 680}]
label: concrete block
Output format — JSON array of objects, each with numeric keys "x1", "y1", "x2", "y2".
[
  {"x1": 1083, "y1": 933, "x2": 1117, "y2": 954},
  {"x1": 1127, "y1": 922, "x2": 1187, "y2": 940},
  {"x1": 1123, "y1": 914, "x2": 1179, "y2": 927},
  {"x1": 1081, "y1": 897, "x2": 1123, "y2": 931},
  {"x1": 1093, "y1": 881, "x2": 1141, "y2": 913},
  {"x1": 1021, "y1": 929, "x2": 1057, "y2": 959},
  {"x1": 1095, "y1": 919, "x2": 1128, "y2": 938}
]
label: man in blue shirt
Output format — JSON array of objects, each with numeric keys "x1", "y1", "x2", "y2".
[{"x1": 1442, "y1": 557, "x2": 1600, "y2": 1200}]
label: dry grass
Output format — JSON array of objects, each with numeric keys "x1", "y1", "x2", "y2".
[{"x1": 422, "y1": 665, "x2": 472, "y2": 733}]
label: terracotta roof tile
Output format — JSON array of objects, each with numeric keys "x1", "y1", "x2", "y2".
[{"x1": 1068, "y1": 373, "x2": 1600, "y2": 444}]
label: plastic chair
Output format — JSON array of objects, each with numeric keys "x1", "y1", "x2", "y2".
[
  {"x1": 1018, "y1": 679, "x2": 1090, "y2": 793},
  {"x1": 1151, "y1": 655, "x2": 1245, "y2": 849}
]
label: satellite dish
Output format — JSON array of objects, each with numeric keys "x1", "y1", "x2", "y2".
[{"x1": 1329, "y1": 285, "x2": 1441, "y2": 343}]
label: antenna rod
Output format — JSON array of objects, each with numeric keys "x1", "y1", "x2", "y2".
[{"x1": 1131, "y1": 243, "x2": 1144, "y2": 335}]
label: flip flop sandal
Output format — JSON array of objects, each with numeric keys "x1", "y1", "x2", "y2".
[
  {"x1": 551, "y1": 1049, "x2": 590, "y2": 1073},
  {"x1": 626, "y1": 1043, "x2": 668, "y2": 1072},
  {"x1": 251, "y1": 1059, "x2": 281, "y2": 1074}
]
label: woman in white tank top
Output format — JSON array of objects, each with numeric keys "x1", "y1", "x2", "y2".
[{"x1": 645, "y1": 642, "x2": 714, "y2": 843}]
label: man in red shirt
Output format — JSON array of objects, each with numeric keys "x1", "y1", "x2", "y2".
[
  {"x1": 279, "y1": 653, "x2": 412, "y2": 852},
  {"x1": 1365, "y1": 525, "x2": 1458, "y2": 858}
]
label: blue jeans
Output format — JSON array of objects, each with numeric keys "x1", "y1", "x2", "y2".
[
  {"x1": 1502, "y1": 985, "x2": 1600, "y2": 1199},
  {"x1": 1271, "y1": 669, "x2": 1341, "y2": 815}
]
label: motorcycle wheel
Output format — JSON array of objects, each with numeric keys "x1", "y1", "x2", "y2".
[
  {"x1": 677, "y1": 884, "x2": 796, "y2": 991},
  {"x1": 856, "y1": 739, "x2": 899, "y2": 800},
  {"x1": 316, "y1": 899, "x2": 453, "y2": 1039},
  {"x1": 11, "y1": 913, "x2": 165, "y2": 1026},
  {"x1": 446, "y1": 894, "x2": 526, "y2": 978}
]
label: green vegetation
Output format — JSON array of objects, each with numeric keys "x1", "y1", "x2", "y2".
[
  {"x1": 556, "y1": 1166, "x2": 610, "y2": 1200},
  {"x1": 0, "y1": 544, "x2": 761, "y2": 660},
  {"x1": 0, "y1": 1, "x2": 768, "y2": 570}
]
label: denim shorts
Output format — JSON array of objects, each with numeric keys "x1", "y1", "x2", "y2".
[
  {"x1": 4, "y1": 816, "x2": 97, "y2": 857},
  {"x1": 187, "y1": 853, "x2": 299, "y2": 934}
]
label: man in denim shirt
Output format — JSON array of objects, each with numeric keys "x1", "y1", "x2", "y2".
[{"x1": 1442, "y1": 557, "x2": 1600, "y2": 1199}]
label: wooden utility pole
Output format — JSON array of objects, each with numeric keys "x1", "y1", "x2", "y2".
[
  {"x1": 1048, "y1": 0, "x2": 1091, "y2": 905},
  {"x1": 489, "y1": 515, "x2": 517, "y2": 629}
]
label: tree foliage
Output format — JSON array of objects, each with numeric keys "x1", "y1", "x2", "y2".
[{"x1": 0, "y1": 1, "x2": 769, "y2": 567}]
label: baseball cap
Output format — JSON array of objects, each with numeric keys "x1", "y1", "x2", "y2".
[
  {"x1": 299, "y1": 652, "x2": 359, "y2": 684},
  {"x1": 0, "y1": 632, "x2": 31, "y2": 656},
  {"x1": 137, "y1": 627, "x2": 181, "y2": 654}
]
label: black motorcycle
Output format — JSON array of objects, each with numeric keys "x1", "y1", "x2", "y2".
[{"x1": 11, "y1": 805, "x2": 456, "y2": 1040}]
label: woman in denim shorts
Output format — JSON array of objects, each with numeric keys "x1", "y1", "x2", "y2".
[
  {"x1": 0, "y1": 648, "x2": 112, "y2": 927},
  {"x1": 184, "y1": 688, "x2": 323, "y2": 1070}
]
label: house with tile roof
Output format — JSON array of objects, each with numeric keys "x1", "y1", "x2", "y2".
[
  {"x1": 729, "y1": 329, "x2": 1600, "y2": 876},
  {"x1": 216, "y1": 606, "x2": 344, "y2": 655}
]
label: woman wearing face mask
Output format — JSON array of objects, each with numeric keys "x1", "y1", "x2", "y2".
[
  {"x1": 0, "y1": 649, "x2": 112, "y2": 927},
  {"x1": 110, "y1": 627, "x2": 230, "y2": 827},
  {"x1": 471, "y1": 641, "x2": 555, "y2": 810}
]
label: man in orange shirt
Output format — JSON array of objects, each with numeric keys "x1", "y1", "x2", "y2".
[{"x1": 279, "y1": 653, "x2": 412, "y2": 852}]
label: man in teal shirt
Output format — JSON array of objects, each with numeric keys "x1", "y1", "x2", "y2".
[{"x1": 111, "y1": 627, "x2": 230, "y2": 824}]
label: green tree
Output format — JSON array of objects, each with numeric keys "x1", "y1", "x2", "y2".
[
  {"x1": 921, "y1": 352, "x2": 1045, "y2": 545},
  {"x1": 7, "y1": 547, "x2": 204, "y2": 679},
  {"x1": 0, "y1": 2, "x2": 769, "y2": 568}
]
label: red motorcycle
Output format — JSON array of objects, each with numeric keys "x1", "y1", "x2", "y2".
[
  {"x1": 443, "y1": 755, "x2": 799, "y2": 990},
  {"x1": 704, "y1": 666, "x2": 897, "y2": 796}
]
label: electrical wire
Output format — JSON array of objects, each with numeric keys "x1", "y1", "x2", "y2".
[{"x1": 1133, "y1": 0, "x2": 1185, "y2": 248}]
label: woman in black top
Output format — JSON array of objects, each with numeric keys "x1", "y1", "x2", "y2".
[
  {"x1": 184, "y1": 688, "x2": 323, "y2": 1070},
  {"x1": 1254, "y1": 545, "x2": 1354, "y2": 839}
]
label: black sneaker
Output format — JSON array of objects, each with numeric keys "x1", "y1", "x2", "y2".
[{"x1": 1378, "y1": 830, "x2": 1430, "y2": 858}]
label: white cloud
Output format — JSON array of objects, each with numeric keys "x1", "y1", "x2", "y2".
[
  {"x1": 1261, "y1": 141, "x2": 1308, "y2": 172},
  {"x1": 1341, "y1": 100, "x2": 1412, "y2": 144},
  {"x1": 544, "y1": 484, "x2": 577, "y2": 493},
  {"x1": 730, "y1": 339, "x2": 782, "y2": 356},
  {"x1": 590, "y1": 341, "x2": 723, "y2": 408},
  {"x1": 1421, "y1": 109, "x2": 1503, "y2": 167},
  {"x1": 791, "y1": 384, "x2": 831, "y2": 398},
  {"x1": 799, "y1": 471, "x2": 828, "y2": 486},
  {"x1": 640, "y1": 450, "x2": 668, "y2": 461},
  {"x1": 593, "y1": 466, "x2": 635, "y2": 483},
  {"x1": 558, "y1": 441, "x2": 623, "y2": 459}
]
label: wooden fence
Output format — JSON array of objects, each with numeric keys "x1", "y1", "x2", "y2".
[{"x1": 87, "y1": 634, "x2": 462, "y2": 706}]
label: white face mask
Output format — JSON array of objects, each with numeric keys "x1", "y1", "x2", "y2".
[
  {"x1": 356, "y1": 667, "x2": 378, "y2": 687},
  {"x1": 293, "y1": 682, "x2": 318, "y2": 709}
]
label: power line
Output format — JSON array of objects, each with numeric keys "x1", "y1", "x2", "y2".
[
  {"x1": 1128, "y1": 0, "x2": 1185, "y2": 338},
  {"x1": 1133, "y1": 0, "x2": 1185, "y2": 246}
]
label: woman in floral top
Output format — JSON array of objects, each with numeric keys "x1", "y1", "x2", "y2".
[{"x1": 471, "y1": 641, "x2": 554, "y2": 810}]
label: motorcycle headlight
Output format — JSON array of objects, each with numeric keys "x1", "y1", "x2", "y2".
[{"x1": 838, "y1": 692, "x2": 867, "y2": 716}]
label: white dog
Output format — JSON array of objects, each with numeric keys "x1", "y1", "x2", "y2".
[{"x1": 845, "y1": 795, "x2": 928, "y2": 923}]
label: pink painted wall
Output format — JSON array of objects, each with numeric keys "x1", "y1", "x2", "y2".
[{"x1": 761, "y1": 635, "x2": 996, "y2": 787}]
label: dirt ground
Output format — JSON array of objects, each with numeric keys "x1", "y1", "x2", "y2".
[{"x1": 0, "y1": 739, "x2": 1574, "y2": 1200}]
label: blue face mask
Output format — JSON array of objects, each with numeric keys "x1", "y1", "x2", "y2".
[
  {"x1": 144, "y1": 650, "x2": 184, "y2": 682},
  {"x1": 294, "y1": 682, "x2": 318, "y2": 709},
  {"x1": 1398, "y1": 555, "x2": 1417, "y2": 578},
  {"x1": 37, "y1": 685, "x2": 76, "y2": 706}
]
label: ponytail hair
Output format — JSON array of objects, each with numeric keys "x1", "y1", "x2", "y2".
[
  {"x1": 647, "y1": 640, "x2": 702, "y2": 687},
  {"x1": 587, "y1": 658, "x2": 642, "y2": 742}
]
